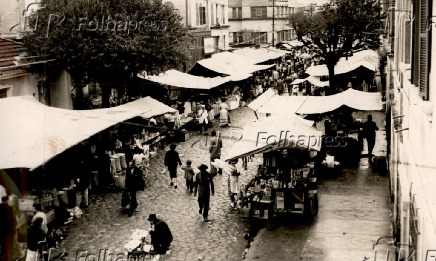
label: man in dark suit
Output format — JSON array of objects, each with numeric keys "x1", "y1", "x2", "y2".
[
  {"x1": 194, "y1": 164, "x2": 215, "y2": 222},
  {"x1": 164, "y1": 144, "x2": 182, "y2": 189},
  {"x1": 362, "y1": 114, "x2": 379, "y2": 160}
]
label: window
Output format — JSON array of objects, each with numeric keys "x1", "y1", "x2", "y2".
[
  {"x1": 251, "y1": 7, "x2": 267, "y2": 19},
  {"x1": 411, "y1": 0, "x2": 431, "y2": 100},
  {"x1": 251, "y1": 32, "x2": 267, "y2": 44},
  {"x1": 233, "y1": 32, "x2": 243, "y2": 44},
  {"x1": 232, "y1": 7, "x2": 242, "y2": 19},
  {"x1": 199, "y1": 6, "x2": 206, "y2": 25},
  {"x1": 196, "y1": 3, "x2": 199, "y2": 26}
]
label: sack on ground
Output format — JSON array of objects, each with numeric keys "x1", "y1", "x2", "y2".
[{"x1": 121, "y1": 191, "x2": 130, "y2": 208}]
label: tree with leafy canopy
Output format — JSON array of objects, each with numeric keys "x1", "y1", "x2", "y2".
[
  {"x1": 23, "y1": 0, "x2": 190, "y2": 108},
  {"x1": 289, "y1": 0, "x2": 384, "y2": 89}
]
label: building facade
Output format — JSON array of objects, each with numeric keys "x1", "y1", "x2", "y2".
[
  {"x1": 0, "y1": 0, "x2": 73, "y2": 109},
  {"x1": 164, "y1": 0, "x2": 230, "y2": 68},
  {"x1": 228, "y1": 0, "x2": 296, "y2": 46},
  {"x1": 386, "y1": 0, "x2": 436, "y2": 259}
]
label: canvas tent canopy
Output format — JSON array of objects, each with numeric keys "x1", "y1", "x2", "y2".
[
  {"x1": 230, "y1": 47, "x2": 290, "y2": 65},
  {"x1": 255, "y1": 89, "x2": 382, "y2": 115},
  {"x1": 138, "y1": 69, "x2": 232, "y2": 90},
  {"x1": 247, "y1": 89, "x2": 276, "y2": 111},
  {"x1": 197, "y1": 51, "x2": 275, "y2": 77},
  {"x1": 0, "y1": 96, "x2": 175, "y2": 169},
  {"x1": 290, "y1": 76, "x2": 329, "y2": 87},
  {"x1": 306, "y1": 50, "x2": 379, "y2": 76},
  {"x1": 225, "y1": 115, "x2": 322, "y2": 161}
]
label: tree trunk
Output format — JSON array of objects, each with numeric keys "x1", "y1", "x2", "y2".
[
  {"x1": 101, "y1": 85, "x2": 111, "y2": 108},
  {"x1": 326, "y1": 61, "x2": 336, "y2": 92},
  {"x1": 73, "y1": 84, "x2": 86, "y2": 110}
]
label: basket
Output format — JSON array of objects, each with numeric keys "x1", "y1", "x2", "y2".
[
  {"x1": 114, "y1": 171, "x2": 126, "y2": 189},
  {"x1": 58, "y1": 191, "x2": 68, "y2": 206}
]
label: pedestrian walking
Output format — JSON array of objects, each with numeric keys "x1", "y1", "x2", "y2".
[
  {"x1": 198, "y1": 105, "x2": 209, "y2": 134},
  {"x1": 228, "y1": 160, "x2": 240, "y2": 208},
  {"x1": 219, "y1": 100, "x2": 229, "y2": 126},
  {"x1": 209, "y1": 131, "x2": 223, "y2": 176},
  {"x1": 193, "y1": 164, "x2": 215, "y2": 222},
  {"x1": 362, "y1": 114, "x2": 379, "y2": 161},
  {"x1": 125, "y1": 160, "x2": 143, "y2": 217},
  {"x1": 183, "y1": 99, "x2": 192, "y2": 117},
  {"x1": 148, "y1": 214, "x2": 173, "y2": 254},
  {"x1": 272, "y1": 69, "x2": 279, "y2": 84},
  {"x1": 181, "y1": 160, "x2": 195, "y2": 193},
  {"x1": 276, "y1": 78, "x2": 284, "y2": 95},
  {"x1": 164, "y1": 144, "x2": 182, "y2": 189}
]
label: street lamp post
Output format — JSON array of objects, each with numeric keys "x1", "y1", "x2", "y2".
[{"x1": 272, "y1": 0, "x2": 275, "y2": 46}]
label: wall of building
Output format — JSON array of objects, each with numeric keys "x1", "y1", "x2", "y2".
[
  {"x1": 387, "y1": 0, "x2": 436, "y2": 259},
  {"x1": 1, "y1": 74, "x2": 39, "y2": 98},
  {"x1": 228, "y1": 0, "x2": 295, "y2": 45},
  {"x1": 49, "y1": 70, "x2": 73, "y2": 109}
]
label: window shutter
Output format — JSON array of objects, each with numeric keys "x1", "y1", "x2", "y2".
[
  {"x1": 418, "y1": 0, "x2": 430, "y2": 100},
  {"x1": 405, "y1": 19, "x2": 411, "y2": 64},
  {"x1": 411, "y1": 0, "x2": 419, "y2": 85}
]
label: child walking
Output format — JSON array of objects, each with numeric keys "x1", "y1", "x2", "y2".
[{"x1": 182, "y1": 160, "x2": 195, "y2": 193}]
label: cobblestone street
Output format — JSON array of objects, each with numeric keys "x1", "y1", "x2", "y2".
[{"x1": 59, "y1": 107, "x2": 264, "y2": 261}]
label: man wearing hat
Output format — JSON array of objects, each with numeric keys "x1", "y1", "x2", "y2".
[
  {"x1": 148, "y1": 214, "x2": 173, "y2": 254},
  {"x1": 194, "y1": 164, "x2": 215, "y2": 222},
  {"x1": 125, "y1": 160, "x2": 143, "y2": 217}
]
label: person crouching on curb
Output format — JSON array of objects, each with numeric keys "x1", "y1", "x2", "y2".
[
  {"x1": 194, "y1": 164, "x2": 215, "y2": 222},
  {"x1": 148, "y1": 214, "x2": 173, "y2": 254},
  {"x1": 182, "y1": 160, "x2": 195, "y2": 193}
]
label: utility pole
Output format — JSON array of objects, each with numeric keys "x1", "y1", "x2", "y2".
[{"x1": 272, "y1": 0, "x2": 275, "y2": 46}]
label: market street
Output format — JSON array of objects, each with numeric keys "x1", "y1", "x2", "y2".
[
  {"x1": 57, "y1": 107, "x2": 392, "y2": 261},
  {"x1": 245, "y1": 157, "x2": 393, "y2": 261},
  {"x1": 58, "y1": 107, "x2": 263, "y2": 261}
]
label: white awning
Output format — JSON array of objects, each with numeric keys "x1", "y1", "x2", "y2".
[
  {"x1": 254, "y1": 89, "x2": 383, "y2": 115},
  {"x1": 297, "y1": 89, "x2": 383, "y2": 114},
  {"x1": 138, "y1": 69, "x2": 231, "y2": 90},
  {"x1": 286, "y1": 40, "x2": 305, "y2": 47},
  {"x1": 232, "y1": 47, "x2": 290, "y2": 64},
  {"x1": 225, "y1": 115, "x2": 322, "y2": 160},
  {"x1": 119, "y1": 96, "x2": 176, "y2": 119},
  {"x1": 257, "y1": 95, "x2": 308, "y2": 115},
  {"x1": 0, "y1": 96, "x2": 174, "y2": 169},
  {"x1": 290, "y1": 76, "x2": 329, "y2": 87},
  {"x1": 198, "y1": 52, "x2": 275, "y2": 76},
  {"x1": 306, "y1": 49, "x2": 379, "y2": 76},
  {"x1": 247, "y1": 89, "x2": 276, "y2": 111}
]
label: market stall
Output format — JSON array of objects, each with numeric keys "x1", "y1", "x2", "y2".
[
  {"x1": 225, "y1": 115, "x2": 322, "y2": 220},
  {"x1": 0, "y1": 96, "x2": 176, "y2": 250},
  {"x1": 107, "y1": 97, "x2": 178, "y2": 189},
  {"x1": 137, "y1": 69, "x2": 237, "y2": 128}
]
